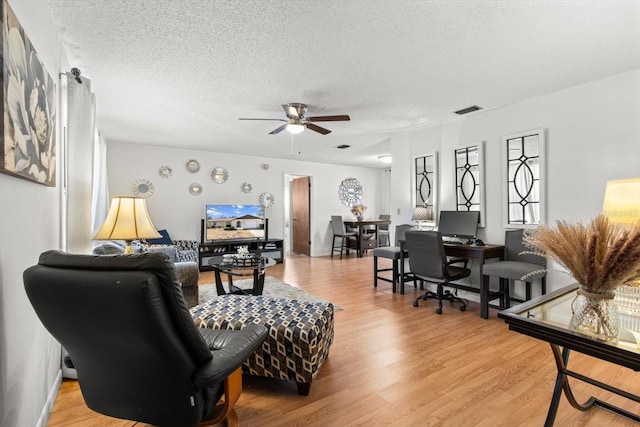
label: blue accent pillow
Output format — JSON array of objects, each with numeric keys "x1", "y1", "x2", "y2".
[{"x1": 146, "y1": 229, "x2": 173, "y2": 245}]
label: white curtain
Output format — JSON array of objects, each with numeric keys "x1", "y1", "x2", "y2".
[
  {"x1": 65, "y1": 73, "x2": 96, "y2": 253},
  {"x1": 91, "y1": 130, "x2": 109, "y2": 235}
]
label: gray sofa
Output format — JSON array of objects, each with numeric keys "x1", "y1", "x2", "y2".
[{"x1": 92, "y1": 240, "x2": 200, "y2": 307}]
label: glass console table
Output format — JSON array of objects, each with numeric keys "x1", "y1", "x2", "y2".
[{"x1": 499, "y1": 283, "x2": 640, "y2": 426}]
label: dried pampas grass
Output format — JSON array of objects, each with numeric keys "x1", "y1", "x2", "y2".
[{"x1": 524, "y1": 215, "x2": 640, "y2": 291}]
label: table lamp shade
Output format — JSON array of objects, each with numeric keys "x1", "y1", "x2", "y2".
[
  {"x1": 602, "y1": 178, "x2": 640, "y2": 226},
  {"x1": 93, "y1": 197, "x2": 161, "y2": 252},
  {"x1": 412, "y1": 206, "x2": 433, "y2": 221}
]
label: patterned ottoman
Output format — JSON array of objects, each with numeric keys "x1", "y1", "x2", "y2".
[{"x1": 190, "y1": 294, "x2": 334, "y2": 395}]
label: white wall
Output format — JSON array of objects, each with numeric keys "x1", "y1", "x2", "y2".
[
  {"x1": 391, "y1": 69, "x2": 640, "y2": 294},
  {"x1": 0, "y1": 1, "x2": 68, "y2": 426},
  {"x1": 106, "y1": 143, "x2": 384, "y2": 256}
]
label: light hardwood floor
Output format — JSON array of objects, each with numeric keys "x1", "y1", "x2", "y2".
[{"x1": 47, "y1": 252, "x2": 640, "y2": 426}]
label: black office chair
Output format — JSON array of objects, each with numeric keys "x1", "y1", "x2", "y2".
[
  {"x1": 23, "y1": 251, "x2": 268, "y2": 427},
  {"x1": 373, "y1": 224, "x2": 413, "y2": 293},
  {"x1": 482, "y1": 228, "x2": 547, "y2": 305},
  {"x1": 405, "y1": 231, "x2": 471, "y2": 314},
  {"x1": 331, "y1": 215, "x2": 357, "y2": 259}
]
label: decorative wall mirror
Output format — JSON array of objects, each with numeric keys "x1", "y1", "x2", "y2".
[
  {"x1": 338, "y1": 177, "x2": 363, "y2": 207},
  {"x1": 189, "y1": 183, "x2": 202, "y2": 195},
  {"x1": 210, "y1": 167, "x2": 228, "y2": 184},
  {"x1": 502, "y1": 128, "x2": 546, "y2": 227},
  {"x1": 132, "y1": 179, "x2": 154, "y2": 198},
  {"x1": 412, "y1": 152, "x2": 438, "y2": 224},
  {"x1": 454, "y1": 141, "x2": 485, "y2": 227}
]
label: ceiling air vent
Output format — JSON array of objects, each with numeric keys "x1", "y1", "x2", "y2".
[
  {"x1": 454, "y1": 105, "x2": 482, "y2": 115},
  {"x1": 336, "y1": 144, "x2": 351, "y2": 149}
]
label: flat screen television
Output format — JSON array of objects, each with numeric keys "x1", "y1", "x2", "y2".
[
  {"x1": 205, "y1": 204, "x2": 266, "y2": 242},
  {"x1": 437, "y1": 210, "x2": 480, "y2": 240}
]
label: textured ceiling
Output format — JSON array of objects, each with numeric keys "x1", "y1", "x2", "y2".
[{"x1": 45, "y1": 0, "x2": 640, "y2": 168}]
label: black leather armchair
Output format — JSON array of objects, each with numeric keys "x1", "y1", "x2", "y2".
[{"x1": 24, "y1": 251, "x2": 267, "y2": 427}]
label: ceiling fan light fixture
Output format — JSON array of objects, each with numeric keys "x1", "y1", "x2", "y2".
[{"x1": 286, "y1": 122, "x2": 305, "y2": 134}]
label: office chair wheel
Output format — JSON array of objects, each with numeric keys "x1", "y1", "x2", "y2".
[
  {"x1": 413, "y1": 300, "x2": 419, "y2": 307},
  {"x1": 436, "y1": 308, "x2": 443, "y2": 315},
  {"x1": 460, "y1": 305, "x2": 466, "y2": 312}
]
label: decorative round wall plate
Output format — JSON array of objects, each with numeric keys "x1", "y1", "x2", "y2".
[
  {"x1": 211, "y1": 167, "x2": 228, "y2": 183},
  {"x1": 189, "y1": 183, "x2": 202, "y2": 195},
  {"x1": 259, "y1": 192, "x2": 275, "y2": 207},
  {"x1": 132, "y1": 179, "x2": 154, "y2": 198},
  {"x1": 241, "y1": 182, "x2": 252, "y2": 193},
  {"x1": 186, "y1": 159, "x2": 200, "y2": 172},
  {"x1": 159, "y1": 165, "x2": 173, "y2": 178}
]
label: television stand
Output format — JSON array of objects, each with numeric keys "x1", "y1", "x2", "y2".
[{"x1": 198, "y1": 238, "x2": 284, "y2": 271}]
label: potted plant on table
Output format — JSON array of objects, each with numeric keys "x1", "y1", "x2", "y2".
[
  {"x1": 351, "y1": 204, "x2": 367, "y2": 222},
  {"x1": 524, "y1": 215, "x2": 640, "y2": 341}
]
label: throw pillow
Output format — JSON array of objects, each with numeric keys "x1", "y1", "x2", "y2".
[{"x1": 146, "y1": 229, "x2": 173, "y2": 245}]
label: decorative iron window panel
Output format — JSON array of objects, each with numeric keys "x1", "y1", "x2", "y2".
[
  {"x1": 502, "y1": 129, "x2": 545, "y2": 227},
  {"x1": 412, "y1": 152, "x2": 438, "y2": 224},
  {"x1": 454, "y1": 142, "x2": 485, "y2": 227}
]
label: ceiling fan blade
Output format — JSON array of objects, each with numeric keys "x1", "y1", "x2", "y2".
[
  {"x1": 269, "y1": 123, "x2": 288, "y2": 134},
  {"x1": 239, "y1": 118, "x2": 287, "y2": 121},
  {"x1": 306, "y1": 114, "x2": 350, "y2": 122},
  {"x1": 306, "y1": 123, "x2": 331, "y2": 135}
]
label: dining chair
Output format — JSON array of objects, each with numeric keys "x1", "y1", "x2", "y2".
[
  {"x1": 377, "y1": 214, "x2": 391, "y2": 246},
  {"x1": 405, "y1": 230, "x2": 471, "y2": 314},
  {"x1": 330, "y1": 215, "x2": 357, "y2": 259}
]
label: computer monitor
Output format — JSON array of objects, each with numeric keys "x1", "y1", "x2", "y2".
[{"x1": 437, "y1": 210, "x2": 480, "y2": 240}]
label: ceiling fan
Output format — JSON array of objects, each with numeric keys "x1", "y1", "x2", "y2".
[{"x1": 239, "y1": 103, "x2": 350, "y2": 135}]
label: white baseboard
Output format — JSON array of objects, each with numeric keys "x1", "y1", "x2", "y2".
[{"x1": 35, "y1": 369, "x2": 62, "y2": 427}]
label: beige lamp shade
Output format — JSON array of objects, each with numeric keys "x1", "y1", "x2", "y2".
[
  {"x1": 602, "y1": 178, "x2": 640, "y2": 226},
  {"x1": 93, "y1": 197, "x2": 161, "y2": 253},
  {"x1": 412, "y1": 206, "x2": 433, "y2": 221}
]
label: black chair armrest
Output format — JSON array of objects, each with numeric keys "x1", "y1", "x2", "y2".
[
  {"x1": 193, "y1": 325, "x2": 267, "y2": 388},
  {"x1": 445, "y1": 257, "x2": 468, "y2": 268}
]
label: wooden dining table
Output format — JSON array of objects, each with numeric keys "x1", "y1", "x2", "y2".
[{"x1": 343, "y1": 219, "x2": 392, "y2": 257}]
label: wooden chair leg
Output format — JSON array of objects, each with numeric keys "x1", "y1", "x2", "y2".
[
  {"x1": 200, "y1": 367, "x2": 242, "y2": 427},
  {"x1": 331, "y1": 236, "x2": 335, "y2": 258},
  {"x1": 373, "y1": 256, "x2": 378, "y2": 287}
]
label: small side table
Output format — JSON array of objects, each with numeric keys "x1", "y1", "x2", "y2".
[{"x1": 209, "y1": 257, "x2": 276, "y2": 296}]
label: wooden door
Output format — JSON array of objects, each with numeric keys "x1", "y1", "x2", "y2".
[{"x1": 292, "y1": 176, "x2": 310, "y2": 255}]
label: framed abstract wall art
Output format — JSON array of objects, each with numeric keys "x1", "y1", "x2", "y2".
[{"x1": 1, "y1": 0, "x2": 57, "y2": 186}]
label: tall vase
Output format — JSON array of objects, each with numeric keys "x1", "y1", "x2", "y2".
[{"x1": 570, "y1": 286, "x2": 619, "y2": 342}]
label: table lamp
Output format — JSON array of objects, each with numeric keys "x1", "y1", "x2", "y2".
[
  {"x1": 602, "y1": 177, "x2": 640, "y2": 226},
  {"x1": 93, "y1": 196, "x2": 161, "y2": 253},
  {"x1": 412, "y1": 205, "x2": 433, "y2": 230}
]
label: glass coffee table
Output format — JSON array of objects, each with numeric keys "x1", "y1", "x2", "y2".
[
  {"x1": 209, "y1": 256, "x2": 277, "y2": 296},
  {"x1": 499, "y1": 283, "x2": 640, "y2": 426}
]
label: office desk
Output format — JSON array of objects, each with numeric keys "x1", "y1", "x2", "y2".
[
  {"x1": 343, "y1": 219, "x2": 392, "y2": 258},
  {"x1": 399, "y1": 241, "x2": 505, "y2": 318},
  {"x1": 499, "y1": 284, "x2": 640, "y2": 426}
]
